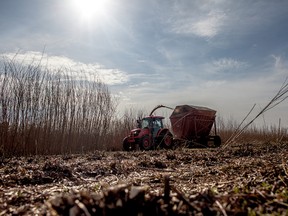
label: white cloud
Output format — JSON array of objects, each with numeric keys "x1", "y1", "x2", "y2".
[
  {"x1": 213, "y1": 58, "x2": 248, "y2": 70},
  {"x1": 271, "y1": 55, "x2": 288, "y2": 76},
  {"x1": 206, "y1": 58, "x2": 248, "y2": 74},
  {"x1": 191, "y1": 11, "x2": 227, "y2": 38},
  {"x1": 1, "y1": 51, "x2": 129, "y2": 85},
  {"x1": 169, "y1": 10, "x2": 227, "y2": 38}
]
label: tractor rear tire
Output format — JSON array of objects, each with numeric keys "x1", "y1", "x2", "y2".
[
  {"x1": 160, "y1": 132, "x2": 173, "y2": 149},
  {"x1": 140, "y1": 135, "x2": 152, "y2": 150}
]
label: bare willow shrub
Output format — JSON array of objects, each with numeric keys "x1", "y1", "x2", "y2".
[{"x1": 0, "y1": 55, "x2": 116, "y2": 156}]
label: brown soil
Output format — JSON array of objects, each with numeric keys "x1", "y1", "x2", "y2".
[{"x1": 1, "y1": 142, "x2": 288, "y2": 215}]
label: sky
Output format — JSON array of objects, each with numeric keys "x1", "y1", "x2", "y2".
[{"x1": 0, "y1": 0, "x2": 288, "y2": 128}]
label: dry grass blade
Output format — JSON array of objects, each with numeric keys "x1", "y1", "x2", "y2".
[
  {"x1": 215, "y1": 200, "x2": 227, "y2": 216},
  {"x1": 75, "y1": 200, "x2": 91, "y2": 216},
  {"x1": 171, "y1": 185, "x2": 201, "y2": 212},
  {"x1": 222, "y1": 103, "x2": 256, "y2": 147}
]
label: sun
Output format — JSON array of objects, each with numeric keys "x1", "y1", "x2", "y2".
[{"x1": 71, "y1": 0, "x2": 110, "y2": 22}]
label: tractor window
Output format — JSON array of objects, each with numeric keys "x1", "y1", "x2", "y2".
[
  {"x1": 141, "y1": 119, "x2": 149, "y2": 128},
  {"x1": 153, "y1": 119, "x2": 163, "y2": 128}
]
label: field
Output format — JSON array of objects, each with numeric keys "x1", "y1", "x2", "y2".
[
  {"x1": 1, "y1": 55, "x2": 288, "y2": 215},
  {"x1": 1, "y1": 142, "x2": 288, "y2": 215}
]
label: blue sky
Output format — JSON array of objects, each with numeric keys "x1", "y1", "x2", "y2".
[{"x1": 1, "y1": 0, "x2": 288, "y2": 127}]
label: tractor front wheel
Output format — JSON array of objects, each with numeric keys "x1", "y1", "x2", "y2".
[
  {"x1": 123, "y1": 137, "x2": 135, "y2": 151},
  {"x1": 140, "y1": 135, "x2": 152, "y2": 150}
]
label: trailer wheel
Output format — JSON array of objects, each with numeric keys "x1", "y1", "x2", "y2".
[
  {"x1": 199, "y1": 136, "x2": 208, "y2": 147},
  {"x1": 140, "y1": 135, "x2": 152, "y2": 150},
  {"x1": 214, "y1": 135, "x2": 221, "y2": 147},
  {"x1": 160, "y1": 132, "x2": 173, "y2": 149}
]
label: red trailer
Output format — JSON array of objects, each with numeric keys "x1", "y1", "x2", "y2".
[{"x1": 170, "y1": 105, "x2": 221, "y2": 147}]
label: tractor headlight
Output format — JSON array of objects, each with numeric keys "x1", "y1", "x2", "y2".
[{"x1": 131, "y1": 129, "x2": 140, "y2": 136}]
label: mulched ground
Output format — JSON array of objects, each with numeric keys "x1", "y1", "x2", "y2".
[{"x1": 0, "y1": 142, "x2": 288, "y2": 215}]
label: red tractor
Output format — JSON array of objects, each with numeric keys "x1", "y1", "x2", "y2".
[{"x1": 122, "y1": 106, "x2": 174, "y2": 151}]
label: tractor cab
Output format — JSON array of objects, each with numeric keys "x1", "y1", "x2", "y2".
[
  {"x1": 123, "y1": 115, "x2": 173, "y2": 151},
  {"x1": 139, "y1": 116, "x2": 164, "y2": 136}
]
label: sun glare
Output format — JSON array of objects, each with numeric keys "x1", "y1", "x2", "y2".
[{"x1": 71, "y1": 0, "x2": 110, "y2": 21}]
